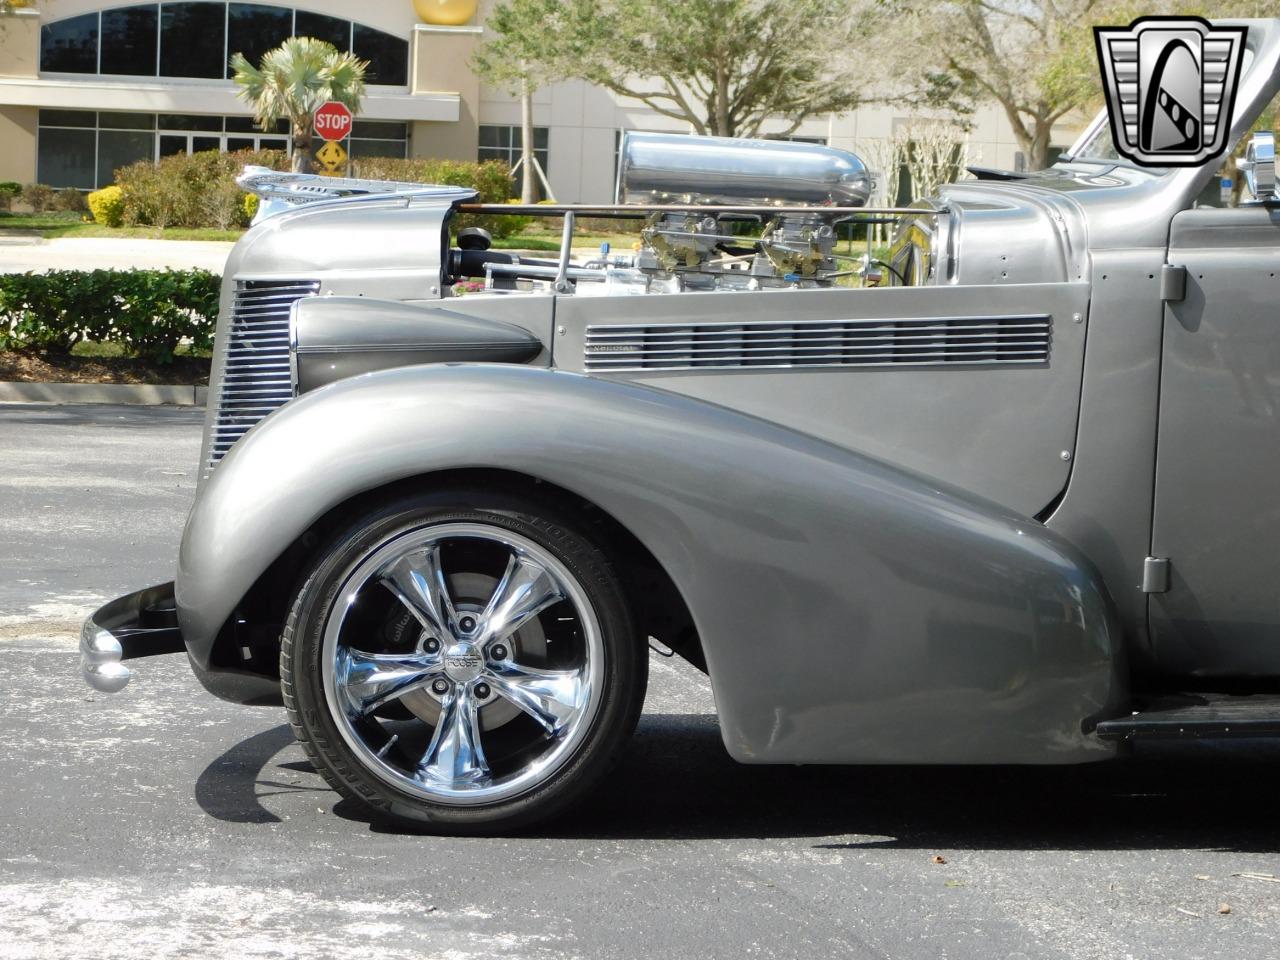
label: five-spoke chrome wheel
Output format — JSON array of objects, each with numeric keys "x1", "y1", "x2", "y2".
[{"x1": 321, "y1": 522, "x2": 604, "y2": 806}]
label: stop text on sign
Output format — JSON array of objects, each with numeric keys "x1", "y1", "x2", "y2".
[{"x1": 314, "y1": 102, "x2": 353, "y2": 142}]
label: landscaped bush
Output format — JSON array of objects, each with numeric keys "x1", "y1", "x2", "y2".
[
  {"x1": 20, "y1": 183, "x2": 55, "y2": 213},
  {"x1": 0, "y1": 182, "x2": 20, "y2": 212},
  {"x1": 115, "y1": 148, "x2": 288, "y2": 229},
  {"x1": 350, "y1": 157, "x2": 529, "y2": 238},
  {"x1": 54, "y1": 187, "x2": 88, "y2": 213},
  {"x1": 0, "y1": 269, "x2": 220, "y2": 363},
  {"x1": 87, "y1": 186, "x2": 125, "y2": 227}
]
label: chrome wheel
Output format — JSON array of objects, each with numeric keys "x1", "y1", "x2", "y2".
[{"x1": 320, "y1": 522, "x2": 604, "y2": 806}]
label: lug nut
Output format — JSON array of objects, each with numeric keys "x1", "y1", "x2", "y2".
[
  {"x1": 431, "y1": 679, "x2": 449, "y2": 695},
  {"x1": 490, "y1": 644, "x2": 508, "y2": 661},
  {"x1": 474, "y1": 682, "x2": 491, "y2": 700},
  {"x1": 459, "y1": 616, "x2": 476, "y2": 632},
  {"x1": 423, "y1": 638, "x2": 440, "y2": 653}
]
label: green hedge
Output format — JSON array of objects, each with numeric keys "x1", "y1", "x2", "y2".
[
  {"x1": 350, "y1": 157, "x2": 529, "y2": 238},
  {"x1": 115, "y1": 149, "x2": 289, "y2": 230},
  {"x1": 0, "y1": 269, "x2": 220, "y2": 363}
]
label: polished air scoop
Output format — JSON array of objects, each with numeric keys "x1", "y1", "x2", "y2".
[{"x1": 618, "y1": 131, "x2": 871, "y2": 207}]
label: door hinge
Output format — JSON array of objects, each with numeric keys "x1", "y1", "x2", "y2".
[
  {"x1": 1160, "y1": 264, "x2": 1187, "y2": 302},
  {"x1": 1143, "y1": 557, "x2": 1171, "y2": 594}
]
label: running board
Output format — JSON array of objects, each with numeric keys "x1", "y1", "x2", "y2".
[{"x1": 1096, "y1": 694, "x2": 1280, "y2": 741}]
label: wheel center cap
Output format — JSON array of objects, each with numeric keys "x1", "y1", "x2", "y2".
[{"x1": 443, "y1": 642, "x2": 483, "y2": 683}]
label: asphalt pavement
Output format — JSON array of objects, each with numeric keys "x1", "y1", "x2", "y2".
[
  {"x1": 0, "y1": 237, "x2": 233, "y2": 274},
  {"x1": 1, "y1": 403, "x2": 1279, "y2": 960}
]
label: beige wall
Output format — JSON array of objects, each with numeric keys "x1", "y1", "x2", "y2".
[
  {"x1": 0, "y1": 105, "x2": 37, "y2": 184},
  {"x1": 411, "y1": 24, "x2": 480, "y2": 160},
  {"x1": 0, "y1": 10, "x2": 39, "y2": 79}
]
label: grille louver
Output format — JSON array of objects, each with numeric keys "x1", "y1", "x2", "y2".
[
  {"x1": 206, "y1": 279, "x2": 319, "y2": 472},
  {"x1": 583, "y1": 315, "x2": 1052, "y2": 372}
]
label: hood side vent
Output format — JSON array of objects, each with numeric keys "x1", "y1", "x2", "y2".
[{"x1": 583, "y1": 314, "x2": 1051, "y2": 372}]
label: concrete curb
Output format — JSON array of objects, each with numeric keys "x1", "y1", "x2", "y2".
[{"x1": 0, "y1": 381, "x2": 207, "y2": 406}]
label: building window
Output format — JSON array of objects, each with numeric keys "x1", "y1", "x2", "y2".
[
  {"x1": 352, "y1": 24, "x2": 407, "y2": 86},
  {"x1": 293, "y1": 10, "x2": 350, "y2": 51},
  {"x1": 36, "y1": 110, "x2": 290, "y2": 189},
  {"x1": 479, "y1": 125, "x2": 549, "y2": 173},
  {"x1": 226, "y1": 3, "x2": 293, "y2": 79},
  {"x1": 160, "y1": 2, "x2": 227, "y2": 79},
  {"x1": 349, "y1": 121, "x2": 409, "y2": 159},
  {"x1": 40, "y1": 4, "x2": 409, "y2": 87},
  {"x1": 39, "y1": 13, "x2": 99, "y2": 74},
  {"x1": 100, "y1": 5, "x2": 159, "y2": 76}
]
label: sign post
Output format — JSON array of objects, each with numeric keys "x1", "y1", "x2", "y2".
[{"x1": 313, "y1": 101, "x2": 353, "y2": 177}]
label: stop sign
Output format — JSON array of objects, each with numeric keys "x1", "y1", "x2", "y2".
[{"x1": 313, "y1": 101, "x2": 353, "y2": 142}]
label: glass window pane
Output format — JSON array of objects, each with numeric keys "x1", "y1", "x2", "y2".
[
  {"x1": 258, "y1": 136, "x2": 288, "y2": 149},
  {"x1": 160, "y1": 2, "x2": 226, "y2": 79},
  {"x1": 192, "y1": 136, "x2": 221, "y2": 153},
  {"x1": 98, "y1": 129, "x2": 155, "y2": 186},
  {"x1": 100, "y1": 111, "x2": 156, "y2": 131},
  {"x1": 38, "y1": 128, "x2": 96, "y2": 189},
  {"x1": 225, "y1": 115, "x2": 288, "y2": 134},
  {"x1": 478, "y1": 125, "x2": 502, "y2": 148},
  {"x1": 227, "y1": 4, "x2": 292, "y2": 77},
  {"x1": 533, "y1": 127, "x2": 549, "y2": 150},
  {"x1": 159, "y1": 135, "x2": 188, "y2": 157},
  {"x1": 40, "y1": 13, "x2": 99, "y2": 73},
  {"x1": 352, "y1": 25, "x2": 407, "y2": 86},
  {"x1": 478, "y1": 148, "x2": 505, "y2": 165},
  {"x1": 352, "y1": 120, "x2": 406, "y2": 139},
  {"x1": 294, "y1": 11, "x2": 349, "y2": 51},
  {"x1": 226, "y1": 137, "x2": 256, "y2": 151},
  {"x1": 159, "y1": 113, "x2": 222, "y2": 131},
  {"x1": 39, "y1": 109, "x2": 96, "y2": 128},
  {"x1": 350, "y1": 138, "x2": 406, "y2": 159},
  {"x1": 101, "y1": 5, "x2": 158, "y2": 76}
]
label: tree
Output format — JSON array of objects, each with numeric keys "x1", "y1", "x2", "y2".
[
  {"x1": 230, "y1": 37, "x2": 367, "y2": 174},
  {"x1": 890, "y1": 1, "x2": 1135, "y2": 171},
  {"x1": 472, "y1": 0, "x2": 573, "y2": 202},
  {"x1": 478, "y1": 0, "x2": 894, "y2": 142}
]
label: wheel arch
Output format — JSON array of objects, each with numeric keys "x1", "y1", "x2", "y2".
[{"x1": 197, "y1": 467, "x2": 705, "y2": 700}]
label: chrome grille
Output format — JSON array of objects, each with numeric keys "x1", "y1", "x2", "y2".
[
  {"x1": 583, "y1": 315, "x2": 1052, "y2": 372},
  {"x1": 206, "y1": 279, "x2": 318, "y2": 471}
]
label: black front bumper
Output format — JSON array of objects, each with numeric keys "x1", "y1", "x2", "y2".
[{"x1": 79, "y1": 582, "x2": 186, "y2": 692}]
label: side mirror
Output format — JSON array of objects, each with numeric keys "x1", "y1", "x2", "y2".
[{"x1": 1237, "y1": 131, "x2": 1276, "y2": 203}]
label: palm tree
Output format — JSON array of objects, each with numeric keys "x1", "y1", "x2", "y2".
[{"x1": 230, "y1": 37, "x2": 367, "y2": 173}]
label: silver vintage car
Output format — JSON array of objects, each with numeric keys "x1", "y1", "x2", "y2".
[{"x1": 82, "y1": 18, "x2": 1280, "y2": 833}]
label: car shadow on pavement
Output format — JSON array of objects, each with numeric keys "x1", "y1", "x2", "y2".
[{"x1": 200, "y1": 714, "x2": 1280, "y2": 851}]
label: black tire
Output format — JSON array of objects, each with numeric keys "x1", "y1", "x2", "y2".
[{"x1": 280, "y1": 487, "x2": 647, "y2": 834}]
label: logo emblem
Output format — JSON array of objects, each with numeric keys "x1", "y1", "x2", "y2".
[
  {"x1": 443, "y1": 643, "x2": 483, "y2": 683},
  {"x1": 1094, "y1": 17, "x2": 1247, "y2": 167}
]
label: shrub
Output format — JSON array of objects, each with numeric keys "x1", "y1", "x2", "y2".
[
  {"x1": 21, "y1": 183, "x2": 55, "y2": 213},
  {"x1": 350, "y1": 157, "x2": 529, "y2": 238},
  {"x1": 87, "y1": 186, "x2": 125, "y2": 227},
  {"x1": 115, "y1": 148, "x2": 288, "y2": 229},
  {"x1": 243, "y1": 192, "x2": 260, "y2": 224},
  {"x1": 0, "y1": 182, "x2": 20, "y2": 212},
  {"x1": 54, "y1": 187, "x2": 87, "y2": 212},
  {"x1": 0, "y1": 269, "x2": 220, "y2": 363}
]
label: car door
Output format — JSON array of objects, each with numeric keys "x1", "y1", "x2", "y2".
[{"x1": 1150, "y1": 203, "x2": 1280, "y2": 676}]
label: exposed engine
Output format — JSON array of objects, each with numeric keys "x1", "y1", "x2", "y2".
[{"x1": 450, "y1": 132, "x2": 874, "y2": 295}]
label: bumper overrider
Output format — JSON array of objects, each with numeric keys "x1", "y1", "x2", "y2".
[{"x1": 80, "y1": 583, "x2": 186, "y2": 693}]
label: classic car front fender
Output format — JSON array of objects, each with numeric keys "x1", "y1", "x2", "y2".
[{"x1": 178, "y1": 363, "x2": 1123, "y2": 763}]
